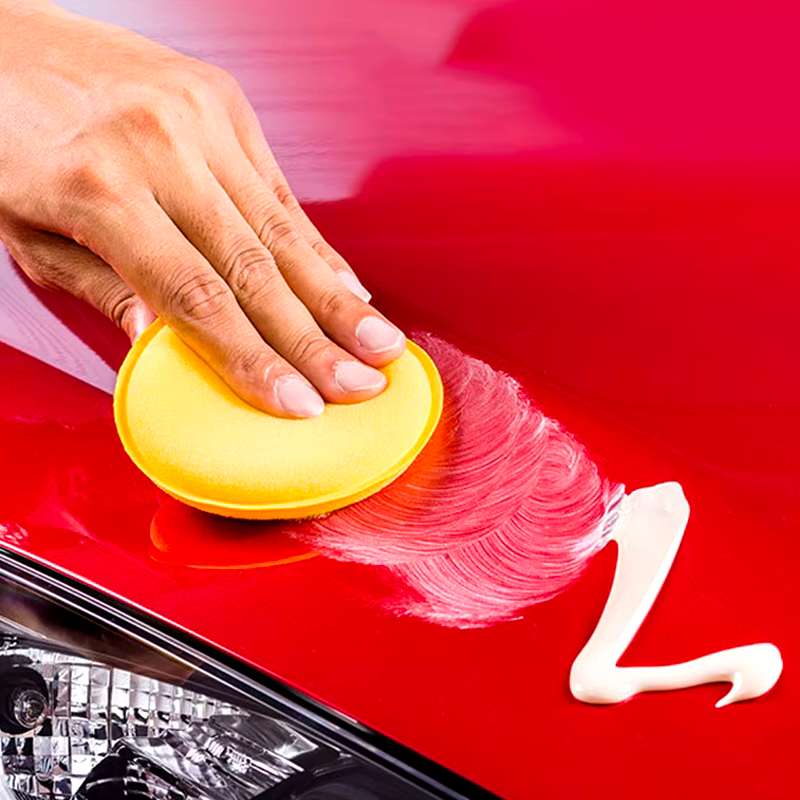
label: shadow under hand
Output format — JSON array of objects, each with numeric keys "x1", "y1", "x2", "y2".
[{"x1": 150, "y1": 498, "x2": 318, "y2": 570}]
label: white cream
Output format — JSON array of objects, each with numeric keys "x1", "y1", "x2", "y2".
[{"x1": 570, "y1": 482, "x2": 783, "y2": 707}]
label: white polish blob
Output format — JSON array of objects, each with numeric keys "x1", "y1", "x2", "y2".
[{"x1": 570, "y1": 483, "x2": 783, "y2": 708}]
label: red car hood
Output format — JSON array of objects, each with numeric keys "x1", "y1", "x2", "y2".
[{"x1": 2, "y1": 1, "x2": 799, "y2": 798}]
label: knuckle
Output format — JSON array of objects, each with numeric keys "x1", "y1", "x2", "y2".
[
  {"x1": 233, "y1": 346, "x2": 271, "y2": 383},
  {"x1": 272, "y1": 182, "x2": 301, "y2": 212},
  {"x1": 289, "y1": 329, "x2": 334, "y2": 366},
  {"x1": 173, "y1": 82, "x2": 204, "y2": 114},
  {"x1": 106, "y1": 293, "x2": 139, "y2": 330},
  {"x1": 54, "y1": 161, "x2": 129, "y2": 246},
  {"x1": 264, "y1": 220, "x2": 301, "y2": 251},
  {"x1": 58, "y1": 161, "x2": 121, "y2": 204},
  {"x1": 167, "y1": 272, "x2": 231, "y2": 322},
  {"x1": 118, "y1": 98, "x2": 177, "y2": 149},
  {"x1": 202, "y1": 63, "x2": 240, "y2": 92},
  {"x1": 256, "y1": 209, "x2": 301, "y2": 251},
  {"x1": 224, "y1": 245, "x2": 278, "y2": 300},
  {"x1": 311, "y1": 239, "x2": 331, "y2": 257},
  {"x1": 171, "y1": 70, "x2": 222, "y2": 116},
  {"x1": 310, "y1": 239, "x2": 340, "y2": 267},
  {"x1": 314, "y1": 286, "x2": 353, "y2": 321}
]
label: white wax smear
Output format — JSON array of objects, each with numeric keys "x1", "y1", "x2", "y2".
[{"x1": 570, "y1": 482, "x2": 783, "y2": 708}]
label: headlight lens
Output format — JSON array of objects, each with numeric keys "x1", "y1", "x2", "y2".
[
  {"x1": 0, "y1": 556, "x2": 482, "y2": 800},
  {"x1": 0, "y1": 638, "x2": 326, "y2": 798}
]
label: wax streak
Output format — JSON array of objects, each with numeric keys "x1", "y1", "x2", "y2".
[{"x1": 293, "y1": 334, "x2": 622, "y2": 627}]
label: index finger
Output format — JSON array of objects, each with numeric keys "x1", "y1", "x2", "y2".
[
  {"x1": 222, "y1": 95, "x2": 373, "y2": 301},
  {"x1": 83, "y1": 196, "x2": 325, "y2": 418}
]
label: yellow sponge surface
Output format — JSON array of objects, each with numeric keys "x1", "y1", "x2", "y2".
[{"x1": 114, "y1": 321, "x2": 443, "y2": 519}]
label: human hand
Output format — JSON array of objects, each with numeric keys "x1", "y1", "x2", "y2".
[{"x1": 0, "y1": 0, "x2": 405, "y2": 417}]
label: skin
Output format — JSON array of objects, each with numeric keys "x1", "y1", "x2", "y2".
[{"x1": 0, "y1": 0, "x2": 406, "y2": 417}]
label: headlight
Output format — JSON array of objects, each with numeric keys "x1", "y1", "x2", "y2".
[{"x1": 0, "y1": 552, "x2": 489, "y2": 800}]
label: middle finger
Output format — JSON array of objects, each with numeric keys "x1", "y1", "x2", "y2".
[
  {"x1": 209, "y1": 147, "x2": 407, "y2": 368},
  {"x1": 155, "y1": 163, "x2": 389, "y2": 403}
]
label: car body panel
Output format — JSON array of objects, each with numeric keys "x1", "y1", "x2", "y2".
[{"x1": 1, "y1": 1, "x2": 799, "y2": 798}]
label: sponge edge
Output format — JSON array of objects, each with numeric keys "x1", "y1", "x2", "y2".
[{"x1": 114, "y1": 321, "x2": 443, "y2": 519}]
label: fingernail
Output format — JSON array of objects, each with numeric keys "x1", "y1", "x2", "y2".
[
  {"x1": 355, "y1": 316, "x2": 404, "y2": 353},
  {"x1": 275, "y1": 376, "x2": 325, "y2": 418},
  {"x1": 334, "y1": 360, "x2": 387, "y2": 393},
  {"x1": 336, "y1": 271, "x2": 372, "y2": 302}
]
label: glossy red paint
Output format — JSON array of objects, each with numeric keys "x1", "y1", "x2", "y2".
[
  {"x1": 2, "y1": 1, "x2": 800, "y2": 798},
  {"x1": 293, "y1": 332, "x2": 622, "y2": 629}
]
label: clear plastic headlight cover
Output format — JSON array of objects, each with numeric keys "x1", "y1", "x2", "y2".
[{"x1": 0, "y1": 553, "x2": 491, "y2": 800}]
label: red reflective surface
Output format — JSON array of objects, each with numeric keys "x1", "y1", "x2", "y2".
[{"x1": 2, "y1": 1, "x2": 800, "y2": 798}]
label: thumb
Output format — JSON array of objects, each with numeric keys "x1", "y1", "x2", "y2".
[{"x1": 11, "y1": 231, "x2": 156, "y2": 342}]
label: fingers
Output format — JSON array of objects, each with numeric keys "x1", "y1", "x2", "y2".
[
  {"x1": 155, "y1": 163, "x2": 390, "y2": 404},
  {"x1": 270, "y1": 178, "x2": 373, "y2": 303},
  {"x1": 222, "y1": 99, "x2": 373, "y2": 303},
  {"x1": 9, "y1": 231, "x2": 155, "y2": 342},
  {"x1": 82, "y1": 196, "x2": 327, "y2": 418},
  {"x1": 207, "y1": 148, "x2": 406, "y2": 369}
]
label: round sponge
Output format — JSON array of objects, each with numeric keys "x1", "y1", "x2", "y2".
[{"x1": 114, "y1": 321, "x2": 443, "y2": 519}]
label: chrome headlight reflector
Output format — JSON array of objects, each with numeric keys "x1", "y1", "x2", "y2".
[{"x1": 0, "y1": 555, "x2": 489, "y2": 800}]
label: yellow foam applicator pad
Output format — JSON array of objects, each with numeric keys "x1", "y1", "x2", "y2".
[{"x1": 114, "y1": 321, "x2": 443, "y2": 519}]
